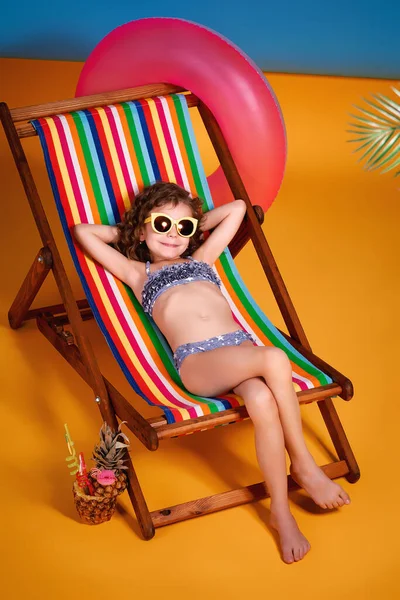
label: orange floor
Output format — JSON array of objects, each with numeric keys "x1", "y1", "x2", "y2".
[{"x1": 1, "y1": 59, "x2": 399, "y2": 599}]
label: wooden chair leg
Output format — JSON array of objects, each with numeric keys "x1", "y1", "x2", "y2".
[
  {"x1": 125, "y1": 456, "x2": 155, "y2": 540},
  {"x1": 36, "y1": 314, "x2": 155, "y2": 539},
  {"x1": 317, "y1": 398, "x2": 360, "y2": 483},
  {"x1": 8, "y1": 247, "x2": 52, "y2": 329}
]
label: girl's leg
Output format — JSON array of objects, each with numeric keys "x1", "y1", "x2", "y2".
[
  {"x1": 180, "y1": 343, "x2": 350, "y2": 509},
  {"x1": 246, "y1": 350, "x2": 351, "y2": 510},
  {"x1": 232, "y1": 376, "x2": 310, "y2": 564}
]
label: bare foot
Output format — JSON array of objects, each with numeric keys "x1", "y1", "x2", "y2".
[
  {"x1": 270, "y1": 509, "x2": 311, "y2": 564},
  {"x1": 290, "y1": 462, "x2": 351, "y2": 509}
]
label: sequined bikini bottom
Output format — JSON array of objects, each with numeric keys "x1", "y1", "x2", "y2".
[{"x1": 173, "y1": 329, "x2": 256, "y2": 374}]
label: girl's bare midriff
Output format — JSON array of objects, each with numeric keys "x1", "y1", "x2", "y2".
[{"x1": 132, "y1": 264, "x2": 239, "y2": 352}]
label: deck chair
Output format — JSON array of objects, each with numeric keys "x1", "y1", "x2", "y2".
[{"x1": 0, "y1": 83, "x2": 359, "y2": 539}]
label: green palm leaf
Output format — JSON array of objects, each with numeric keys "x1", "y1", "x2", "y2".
[
  {"x1": 349, "y1": 115, "x2": 384, "y2": 128},
  {"x1": 351, "y1": 106, "x2": 394, "y2": 126},
  {"x1": 368, "y1": 133, "x2": 400, "y2": 170},
  {"x1": 348, "y1": 87, "x2": 400, "y2": 177},
  {"x1": 382, "y1": 155, "x2": 400, "y2": 176},
  {"x1": 373, "y1": 93, "x2": 400, "y2": 118},
  {"x1": 363, "y1": 98, "x2": 399, "y2": 123},
  {"x1": 356, "y1": 133, "x2": 387, "y2": 165}
]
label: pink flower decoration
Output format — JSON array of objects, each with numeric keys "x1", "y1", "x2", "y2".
[{"x1": 96, "y1": 470, "x2": 116, "y2": 486}]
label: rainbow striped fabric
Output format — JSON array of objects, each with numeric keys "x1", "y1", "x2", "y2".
[{"x1": 31, "y1": 94, "x2": 333, "y2": 427}]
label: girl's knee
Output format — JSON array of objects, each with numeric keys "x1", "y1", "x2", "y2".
[{"x1": 263, "y1": 346, "x2": 292, "y2": 374}]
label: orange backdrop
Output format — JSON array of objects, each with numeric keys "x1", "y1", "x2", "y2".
[{"x1": 0, "y1": 58, "x2": 399, "y2": 599}]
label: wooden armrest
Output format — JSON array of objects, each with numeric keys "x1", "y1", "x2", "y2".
[{"x1": 276, "y1": 327, "x2": 354, "y2": 400}]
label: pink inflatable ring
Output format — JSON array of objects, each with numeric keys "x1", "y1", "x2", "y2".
[{"x1": 76, "y1": 18, "x2": 287, "y2": 212}]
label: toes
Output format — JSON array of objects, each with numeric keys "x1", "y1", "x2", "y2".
[
  {"x1": 284, "y1": 554, "x2": 294, "y2": 564},
  {"x1": 294, "y1": 547, "x2": 301, "y2": 561},
  {"x1": 284, "y1": 542, "x2": 311, "y2": 563},
  {"x1": 294, "y1": 544, "x2": 309, "y2": 561},
  {"x1": 283, "y1": 549, "x2": 295, "y2": 564},
  {"x1": 339, "y1": 492, "x2": 350, "y2": 505}
]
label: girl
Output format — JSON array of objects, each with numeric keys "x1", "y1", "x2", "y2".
[{"x1": 73, "y1": 181, "x2": 350, "y2": 564}]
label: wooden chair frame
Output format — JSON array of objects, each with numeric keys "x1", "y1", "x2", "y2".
[{"x1": 0, "y1": 83, "x2": 360, "y2": 539}]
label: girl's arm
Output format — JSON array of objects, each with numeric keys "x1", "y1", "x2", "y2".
[
  {"x1": 195, "y1": 199, "x2": 247, "y2": 264},
  {"x1": 199, "y1": 199, "x2": 246, "y2": 232},
  {"x1": 73, "y1": 223, "x2": 138, "y2": 286}
]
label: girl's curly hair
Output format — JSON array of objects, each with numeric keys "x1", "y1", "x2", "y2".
[{"x1": 114, "y1": 182, "x2": 206, "y2": 263}]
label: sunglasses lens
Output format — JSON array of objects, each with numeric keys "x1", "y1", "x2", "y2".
[
  {"x1": 153, "y1": 215, "x2": 172, "y2": 233},
  {"x1": 151, "y1": 214, "x2": 196, "y2": 237},
  {"x1": 178, "y1": 219, "x2": 195, "y2": 237}
]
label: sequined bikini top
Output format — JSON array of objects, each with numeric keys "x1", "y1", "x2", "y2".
[{"x1": 142, "y1": 256, "x2": 222, "y2": 318}]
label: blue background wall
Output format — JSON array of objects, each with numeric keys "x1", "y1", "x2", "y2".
[{"x1": 1, "y1": 0, "x2": 398, "y2": 78}]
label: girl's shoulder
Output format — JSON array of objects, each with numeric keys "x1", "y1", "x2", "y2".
[{"x1": 190, "y1": 247, "x2": 212, "y2": 266}]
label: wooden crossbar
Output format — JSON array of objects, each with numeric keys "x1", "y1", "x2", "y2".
[
  {"x1": 10, "y1": 84, "x2": 198, "y2": 138},
  {"x1": 150, "y1": 459, "x2": 350, "y2": 529}
]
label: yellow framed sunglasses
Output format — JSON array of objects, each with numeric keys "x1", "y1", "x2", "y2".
[{"x1": 144, "y1": 212, "x2": 198, "y2": 238}]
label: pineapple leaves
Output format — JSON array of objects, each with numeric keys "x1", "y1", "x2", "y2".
[
  {"x1": 115, "y1": 441, "x2": 129, "y2": 449},
  {"x1": 348, "y1": 87, "x2": 400, "y2": 176},
  {"x1": 91, "y1": 422, "x2": 130, "y2": 473}
]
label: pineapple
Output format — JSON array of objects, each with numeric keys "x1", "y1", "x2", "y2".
[
  {"x1": 74, "y1": 421, "x2": 130, "y2": 525},
  {"x1": 73, "y1": 480, "x2": 116, "y2": 525},
  {"x1": 90, "y1": 421, "x2": 130, "y2": 495}
]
